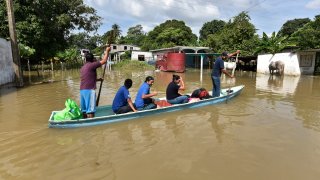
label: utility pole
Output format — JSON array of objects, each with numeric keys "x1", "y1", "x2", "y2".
[{"x1": 5, "y1": 0, "x2": 23, "y2": 87}]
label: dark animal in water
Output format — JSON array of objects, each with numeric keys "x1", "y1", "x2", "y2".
[{"x1": 269, "y1": 61, "x2": 285, "y2": 76}]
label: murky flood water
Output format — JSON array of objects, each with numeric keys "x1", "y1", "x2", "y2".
[{"x1": 0, "y1": 68, "x2": 320, "y2": 180}]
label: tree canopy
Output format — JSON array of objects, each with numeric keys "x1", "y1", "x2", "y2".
[
  {"x1": 102, "y1": 24, "x2": 122, "y2": 44},
  {"x1": 199, "y1": 20, "x2": 226, "y2": 42},
  {"x1": 122, "y1": 24, "x2": 146, "y2": 46},
  {"x1": 205, "y1": 12, "x2": 258, "y2": 55},
  {"x1": 0, "y1": 0, "x2": 101, "y2": 60},
  {"x1": 255, "y1": 32, "x2": 289, "y2": 54},
  {"x1": 278, "y1": 18, "x2": 311, "y2": 38},
  {"x1": 289, "y1": 15, "x2": 320, "y2": 50},
  {"x1": 142, "y1": 19, "x2": 197, "y2": 50}
]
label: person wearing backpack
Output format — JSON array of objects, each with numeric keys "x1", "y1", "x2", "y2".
[{"x1": 80, "y1": 46, "x2": 111, "y2": 118}]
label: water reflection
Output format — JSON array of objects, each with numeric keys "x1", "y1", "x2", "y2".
[
  {"x1": 256, "y1": 74, "x2": 300, "y2": 95},
  {"x1": 1, "y1": 69, "x2": 320, "y2": 179},
  {"x1": 294, "y1": 76, "x2": 320, "y2": 131}
]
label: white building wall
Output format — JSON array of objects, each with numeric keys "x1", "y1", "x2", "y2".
[
  {"x1": 257, "y1": 52, "x2": 301, "y2": 76},
  {"x1": 298, "y1": 51, "x2": 316, "y2": 75},
  {"x1": 131, "y1": 51, "x2": 153, "y2": 62},
  {"x1": 0, "y1": 38, "x2": 15, "y2": 85},
  {"x1": 111, "y1": 44, "x2": 140, "y2": 53}
]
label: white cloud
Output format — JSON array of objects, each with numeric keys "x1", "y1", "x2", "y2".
[
  {"x1": 306, "y1": 0, "x2": 320, "y2": 9},
  {"x1": 84, "y1": 0, "x2": 320, "y2": 37},
  {"x1": 84, "y1": 0, "x2": 260, "y2": 35}
]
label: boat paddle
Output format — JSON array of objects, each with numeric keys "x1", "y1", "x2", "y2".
[{"x1": 96, "y1": 54, "x2": 110, "y2": 107}]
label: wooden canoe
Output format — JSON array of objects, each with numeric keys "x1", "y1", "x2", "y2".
[{"x1": 48, "y1": 85, "x2": 244, "y2": 128}]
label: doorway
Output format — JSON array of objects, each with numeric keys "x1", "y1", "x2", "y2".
[{"x1": 138, "y1": 55, "x2": 145, "y2": 61}]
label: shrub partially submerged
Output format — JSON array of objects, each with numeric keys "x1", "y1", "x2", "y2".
[{"x1": 113, "y1": 60, "x2": 154, "y2": 70}]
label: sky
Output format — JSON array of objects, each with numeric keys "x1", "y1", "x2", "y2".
[{"x1": 83, "y1": 0, "x2": 320, "y2": 37}]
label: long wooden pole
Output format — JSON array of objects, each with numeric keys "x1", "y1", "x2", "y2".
[
  {"x1": 96, "y1": 55, "x2": 109, "y2": 106},
  {"x1": 5, "y1": 0, "x2": 23, "y2": 87}
]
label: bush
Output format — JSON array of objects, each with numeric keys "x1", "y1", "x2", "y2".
[{"x1": 113, "y1": 60, "x2": 154, "y2": 70}]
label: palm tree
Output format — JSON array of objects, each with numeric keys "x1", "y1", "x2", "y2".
[
  {"x1": 103, "y1": 24, "x2": 122, "y2": 44},
  {"x1": 255, "y1": 32, "x2": 290, "y2": 54},
  {"x1": 111, "y1": 24, "x2": 121, "y2": 40}
]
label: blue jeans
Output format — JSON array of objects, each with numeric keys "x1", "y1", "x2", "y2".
[
  {"x1": 211, "y1": 76, "x2": 221, "y2": 97},
  {"x1": 137, "y1": 103, "x2": 157, "y2": 111},
  {"x1": 167, "y1": 95, "x2": 189, "y2": 105}
]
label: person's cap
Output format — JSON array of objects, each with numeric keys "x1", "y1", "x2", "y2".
[{"x1": 221, "y1": 52, "x2": 228, "y2": 56}]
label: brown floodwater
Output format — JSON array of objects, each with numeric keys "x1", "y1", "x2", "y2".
[{"x1": 0, "y1": 68, "x2": 320, "y2": 180}]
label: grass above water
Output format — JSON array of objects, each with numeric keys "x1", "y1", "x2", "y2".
[{"x1": 113, "y1": 60, "x2": 155, "y2": 71}]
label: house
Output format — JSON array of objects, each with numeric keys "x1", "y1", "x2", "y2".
[
  {"x1": 131, "y1": 51, "x2": 153, "y2": 62},
  {"x1": 110, "y1": 44, "x2": 140, "y2": 62},
  {"x1": 257, "y1": 49, "x2": 320, "y2": 76},
  {"x1": 110, "y1": 44, "x2": 140, "y2": 52}
]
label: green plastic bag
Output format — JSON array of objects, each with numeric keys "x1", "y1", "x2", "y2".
[{"x1": 53, "y1": 99, "x2": 82, "y2": 121}]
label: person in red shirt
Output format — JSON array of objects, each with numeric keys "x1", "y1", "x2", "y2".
[{"x1": 80, "y1": 46, "x2": 111, "y2": 118}]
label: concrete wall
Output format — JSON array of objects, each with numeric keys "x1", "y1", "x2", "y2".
[
  {"x1": 0, "y1": 38, "x2": 14, "y2": 85},
  {"x1": 298, "y1": 51, "x2": 316, "y2": 75},
  {"x1": 257, "y1": 52, "x2": 301, "y2": 76},
  {"x1": 131, "y1": 51, "x2": 153, "y2": 62},
  {"x1": 257, "y1": 51, "x2": 317, "y2": 76}
]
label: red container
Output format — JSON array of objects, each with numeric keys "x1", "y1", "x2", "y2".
[{"x1": 166, "y1": 53, "x2": 185, "y2": 72}]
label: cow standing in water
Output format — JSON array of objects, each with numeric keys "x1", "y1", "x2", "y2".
[{"x1": 269, "y1": 60, "x2": 285, "y2": 76}]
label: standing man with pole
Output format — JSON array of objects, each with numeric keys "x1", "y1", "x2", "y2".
[
  {"x1": 80, "y1": 45, "x2": 111, "y2": 118},
  {"x1": 211, "y1": 50, "x2": 240, "y2": 97}
]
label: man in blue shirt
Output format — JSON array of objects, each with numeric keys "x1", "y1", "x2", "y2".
[
  {"x1": 135, "y1": 76, "x2": 158, "y2": 110},
  {"x1": 112, "y1": 79, "x2": 137, "y2": 114},
  {"x1": 211, "y1": 50, "x2": 240, "y2": 97}
]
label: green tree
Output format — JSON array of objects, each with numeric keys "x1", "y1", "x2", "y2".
[
  {"x1": 255, "y1": 32, "x2": 289, "y2": 54},
  {"x1": 143, "y1": 19, "x2": 197, "y2": 50},
  {"x1": 278, "y1": 18, "x2": 311, "y2": 37},
  {"x1": 19, "y1": 43, "x2": 36, "y2": 60},
  {"x1": 289, "y1": 15, "x2": 320, "y2": 49},
  {"x1": 206, "y1": 12, "x2": 258, "y2": 55},
  {"x1": 19, "y1": 43, "x2": 35, "y2": 70},
  {"x1": 199, "y1": 20, "x2": 226, "y2": 42},
  {"x1": 102, "y1": 24, "x2": 122, "y2": 44},
  {"x1": 67, "y1": 33, "x2": 102, "y2": 51},
  {"x1": 0, "y1": 0, "x2": 101, "y2": 62},
  {"x1": 56, "y1": 48, "x2": 80, "y2": 63},
  {"x1": 124, "y1": 24, "x2": 146, "y2": 46}
]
